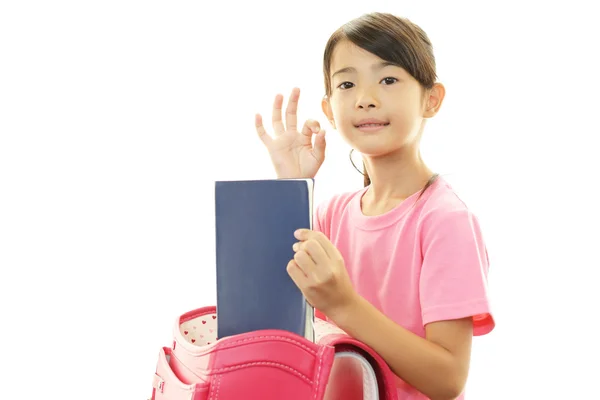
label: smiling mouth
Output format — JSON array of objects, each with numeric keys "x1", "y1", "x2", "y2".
[{"x1": 355, "y1": 123, "x2": 390, "y2": 128}]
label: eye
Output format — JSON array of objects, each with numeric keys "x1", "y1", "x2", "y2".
[
  {"x1": 337, "y1": 82, "x2": 354, "y2": 90},
  {"x1": 381, "y1": 77, "x2": 398, "y2": 85}
]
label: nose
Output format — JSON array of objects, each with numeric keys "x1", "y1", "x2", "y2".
[{"x1": 355, "y1": 86, "x2": 379, "y2": 110}]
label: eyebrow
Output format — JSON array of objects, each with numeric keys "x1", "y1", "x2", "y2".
[{"x1": 331, "y1": 61, "x2": 399, "y2": 79}]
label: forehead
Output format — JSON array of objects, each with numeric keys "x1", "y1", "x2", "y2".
[{"x1": 330, "y1": 40, "x2": 386, "y2": 71}]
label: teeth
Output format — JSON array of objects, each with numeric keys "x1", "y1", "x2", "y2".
[{"x1": 360, "y1": 123, "x2": 385, "y2": 127}]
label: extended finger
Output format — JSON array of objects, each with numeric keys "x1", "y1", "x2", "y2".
[
  {"x1": 272, "y1": 94, "x2": 285, "y2": 136},
  {"x1": 255, "y1": 114, "x2": 272, "y2": 146},
  {"x1": 285, "y1": 87, "x2": 300, "y2": 132}
]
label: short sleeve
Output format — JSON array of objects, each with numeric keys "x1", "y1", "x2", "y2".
[{"x1": 419, "y1": 208, "x2": 495, "y2": 336}]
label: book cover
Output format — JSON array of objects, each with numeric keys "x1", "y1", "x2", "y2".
[{"x1": 214, "y1": 178, "x2": 315, "y2": 342}]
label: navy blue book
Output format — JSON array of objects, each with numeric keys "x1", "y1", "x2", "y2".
[{"x1": 214, "y1": 178, "x2": 315, "y2": 342}]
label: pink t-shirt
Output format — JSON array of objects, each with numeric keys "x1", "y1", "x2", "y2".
[{"x1": 313, "y1": 177, "x2": 494, "y2": 399}]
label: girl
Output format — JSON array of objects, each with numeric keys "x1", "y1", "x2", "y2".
[{"x1": 255, "y1": 12, "x2": 494, "y2": 400}]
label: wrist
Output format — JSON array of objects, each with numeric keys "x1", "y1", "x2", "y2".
[{"x1": 326, "y1": 292, "x2": 362, "y2": 327}]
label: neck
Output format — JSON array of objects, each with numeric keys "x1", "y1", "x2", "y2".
[{"x1": 362, "y1": 146, "x2": 434, "y2": 203}]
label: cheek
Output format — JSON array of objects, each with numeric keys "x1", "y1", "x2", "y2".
[
  {"x1": 330, "y1": 99, "x2": 353, "y2": 126},
  {"x1": 387, "y1": 112, "x2": 420, "y2": 141},
  {"x1": 388, "y1": 109, "x2": 412, "y2": 125}
]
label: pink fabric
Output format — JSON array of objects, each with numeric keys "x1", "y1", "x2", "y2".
[
  {"x1": 313, "y1": 177, "x2": 494, "y2": 399},
  {"x1": 150, "y1": 306, "x2": 399, "y2": 400},
  {"x1": 153, "y1": 306, "x2": 334, "y2": 400}
]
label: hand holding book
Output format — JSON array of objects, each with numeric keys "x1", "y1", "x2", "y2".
[{"x1": 289, "y1": 228, "x2": 359, "y2": 323}]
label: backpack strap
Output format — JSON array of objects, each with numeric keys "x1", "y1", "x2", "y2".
[{"x1": 315, "y1": 319, "x2": 398, "y2": 400}]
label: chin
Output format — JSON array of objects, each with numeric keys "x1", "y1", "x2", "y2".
[
  {"x1": 346, "y1": 134, "x2": 414, "y2": 159},
  {"x1": 351, "y1": 145, "x2": 396, "y2": 158},
  {"x1": 346, "y1": 137, "x2": 398, "y2": 156}
]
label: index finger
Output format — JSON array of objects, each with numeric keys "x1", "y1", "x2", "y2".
[{"x1": 285, "y1": 87, "x2": 300, "y2": 132}]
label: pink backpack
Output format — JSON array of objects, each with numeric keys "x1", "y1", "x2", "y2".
[{"x1": 149, "y1": 306, "x2": 399, "y2": 400}]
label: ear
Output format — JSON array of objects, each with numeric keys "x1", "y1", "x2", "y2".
[
  {"x1": 423, "y1": 82, "x2": 446, "y2": 118},
  {"x1": 321, "y1": 96, "x2": 336, "y2": 129}
]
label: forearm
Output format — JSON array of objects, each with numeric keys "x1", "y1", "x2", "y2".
[{"x1": 329, "y1": 295, "x2": 465, "y2": 400}]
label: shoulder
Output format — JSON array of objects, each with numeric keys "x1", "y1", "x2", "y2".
[
  {"x1": 317, "y1": 188, "x2": 363, "y2": 215},
  {"x1": 415, "y1": 177, "x2": 488, "y2": 258},
  {"x1": 313, "y1": 187, "x2": 365, "y2": 236},
  {"x1": 418, "y1": 177, "x2": 484, "y2": 232}
]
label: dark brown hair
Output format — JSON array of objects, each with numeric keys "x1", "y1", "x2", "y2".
[{"x1": 323, "y1": 12, "x2": 438, "y2": 192}]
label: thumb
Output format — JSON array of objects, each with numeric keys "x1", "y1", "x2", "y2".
[{"x1": 312, "y1": 129, "x2": 326, "y2": 162}]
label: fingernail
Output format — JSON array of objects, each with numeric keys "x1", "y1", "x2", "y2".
[{"x1": 293, "y1": 243, "x2": 298, "y2": 251}]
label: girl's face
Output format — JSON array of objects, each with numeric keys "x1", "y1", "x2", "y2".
[{"x1": 322, "y1": 40, "x2": 442, "y2": 158}]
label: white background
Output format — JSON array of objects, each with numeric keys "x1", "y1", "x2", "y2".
[{"x1": 1, "y1": 1, "x2": 599, "y2": 399}]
